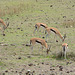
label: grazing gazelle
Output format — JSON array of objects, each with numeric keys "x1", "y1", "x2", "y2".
[
  {"x1": 33, "y1": 23, "x2": 48, "y2": 33},
  {"x1": 45, "y1": 27, "x2": 66, "y2": 42},
  {"x1": 62, "y1": 43, "x2": 68, "y2": 59},
  {"x1": 0, "y1": 18, "x2": 9, "y2": 34},
  {"x1": 30, "y1": 37, "x2": 50, "y2": 54}
]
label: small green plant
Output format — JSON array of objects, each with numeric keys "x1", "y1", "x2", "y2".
[
  {"x1": 52, "y1": 65, "x2": 56, "y2": 67},
  {"x1": 0, "y1": 61, "x2": 4, "y2": 66}
]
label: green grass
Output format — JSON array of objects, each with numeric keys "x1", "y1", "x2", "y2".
[
  {"x1": 0, "y1": 0, "x2": 75, "y2": 73},
  {"x1": 0, "y1": 61, "x2": 4, "y2": 66}
]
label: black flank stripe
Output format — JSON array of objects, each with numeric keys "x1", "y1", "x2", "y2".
[
  {"x1": 63, "y1": 46, "x2": 65, "y2": 51},
  {"x1": 36, "y1": 40, "x2": 42, "y2": 44},
  {"x1": 50, "y1": 29, "x2": 56, "y2": 33},
  {"x1": 40, "y1": 24, "x2": 46, "y2": 28}
]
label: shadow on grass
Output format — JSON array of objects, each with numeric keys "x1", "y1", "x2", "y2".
[{"x1": 51, "y1": 51, "x2": 75, "y2": 61}]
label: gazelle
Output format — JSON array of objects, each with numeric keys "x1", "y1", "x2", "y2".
[
  {"x1": 45, "y1": 27, "x2": 66, "y2": 42},
  {"x1": 33, "y1": 23, "x2": 48, "y2": 33},
  {"x1": 62, "y1": 43, "x2": 68, "y2": 59},
  {"x1": 0, "y1": 18, "x2": 9, "y2": 35},
  {"x1": 30, "y1": 37, "x2": 50, "y2": 54}
]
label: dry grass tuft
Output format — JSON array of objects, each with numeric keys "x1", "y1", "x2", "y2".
[
  {"x1": 52, "y1": 51, "x2": 75, "y2": 60},
  {"x1": 68, "y1": 52, "x2": 75, "y2": 58},
  {"x1": 0, "y1": 2, "x2": 32, "y2": 17},
  {"x1": 55, "y1": 51, "x2": 63, "y2": 59}
]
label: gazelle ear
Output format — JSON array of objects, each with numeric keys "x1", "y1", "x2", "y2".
[
  {"x1": 5, "y1": 22, "x2": 9, "y2": 29},
  {"x1": 62, "y1": 34, "x2": 66, "y2": 42},
  {"x1": 64, "y1": 34, "x2": 66, "y2": 39},
  {"x1": 48, "y1": 45, "x2": 51, "y2": 51},
  {"x1": 7, "y1": 22, "x2": 9, "y2": 28}
]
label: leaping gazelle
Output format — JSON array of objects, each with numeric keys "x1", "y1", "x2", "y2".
[
  {"x1": 0, "y1": 18, "x2": 9, "y2": 35},
  {"x1": 45, "y1": 27, "x2": 66, "y2": 42},
  {"x1": 33, "y1": 23, "x2": 48, "y2": 34},
  {"x1": 62, "y1": 43, "x2": 68, "y2": 59},
  {"x1": 30, "y1": 37, "x2": 51, "y2": 54}
]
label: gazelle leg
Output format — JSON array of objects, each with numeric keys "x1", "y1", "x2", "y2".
[
  {"x1": 41, "y1": 46, "x2": 44, "y2": 55},
  {"x1": 30, "y1": 46, "x2": 33, "y2": 54},
  {"x1": 46, "y1": 34, "x2": 49, "y2": 42},
  {"x1": 64, "y1": 50, "x2": 66, "y2": 59},
  {"x1": 1, "y1": 28, "x2": 5, "y2": 35},
  {"x1": 62, "y1": 46, "x2": 65, "y2": 59},
  {"x1": 3, "y1": 26, "x2": 6, "y2": 30},
  {"x1": 38, "y1": 46, "x2": 41, "y2": 54},
  {"x1": 64, "y1": 47, "x2": 67, "y2": 59},
  {"x1": 41, "y1": 28, "x2": 45, "y2": 33},
  {"x1": 43, "y1": 29, "x2": 45, "y2": 33},
  {"x1": 33, "y1": 28, "x2": 37, "y2": 34},
  {"x1": 54, "y1": 34, "x2": 57, "y2": 42},
  {"x1": 37, "y1": 27, "x2": 40, "y2": 32},
  {"x1": 62, "y1": 49, "x2": 64, "y2": 58},
  {"x1": 39, "y1": 45, "x2": 43, "y2": 55}
]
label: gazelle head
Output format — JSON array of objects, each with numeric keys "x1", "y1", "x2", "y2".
[
  {"x1": 47, "y1": 45, "x2": 51, "y2": 54},
  {"x1": 62, "y1": 34, "x2": 66, "y2": 42}
]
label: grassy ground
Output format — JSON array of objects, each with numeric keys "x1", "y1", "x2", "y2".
[{"x1": 0, "y1": 0, "x2": 75, "y2": 75}]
